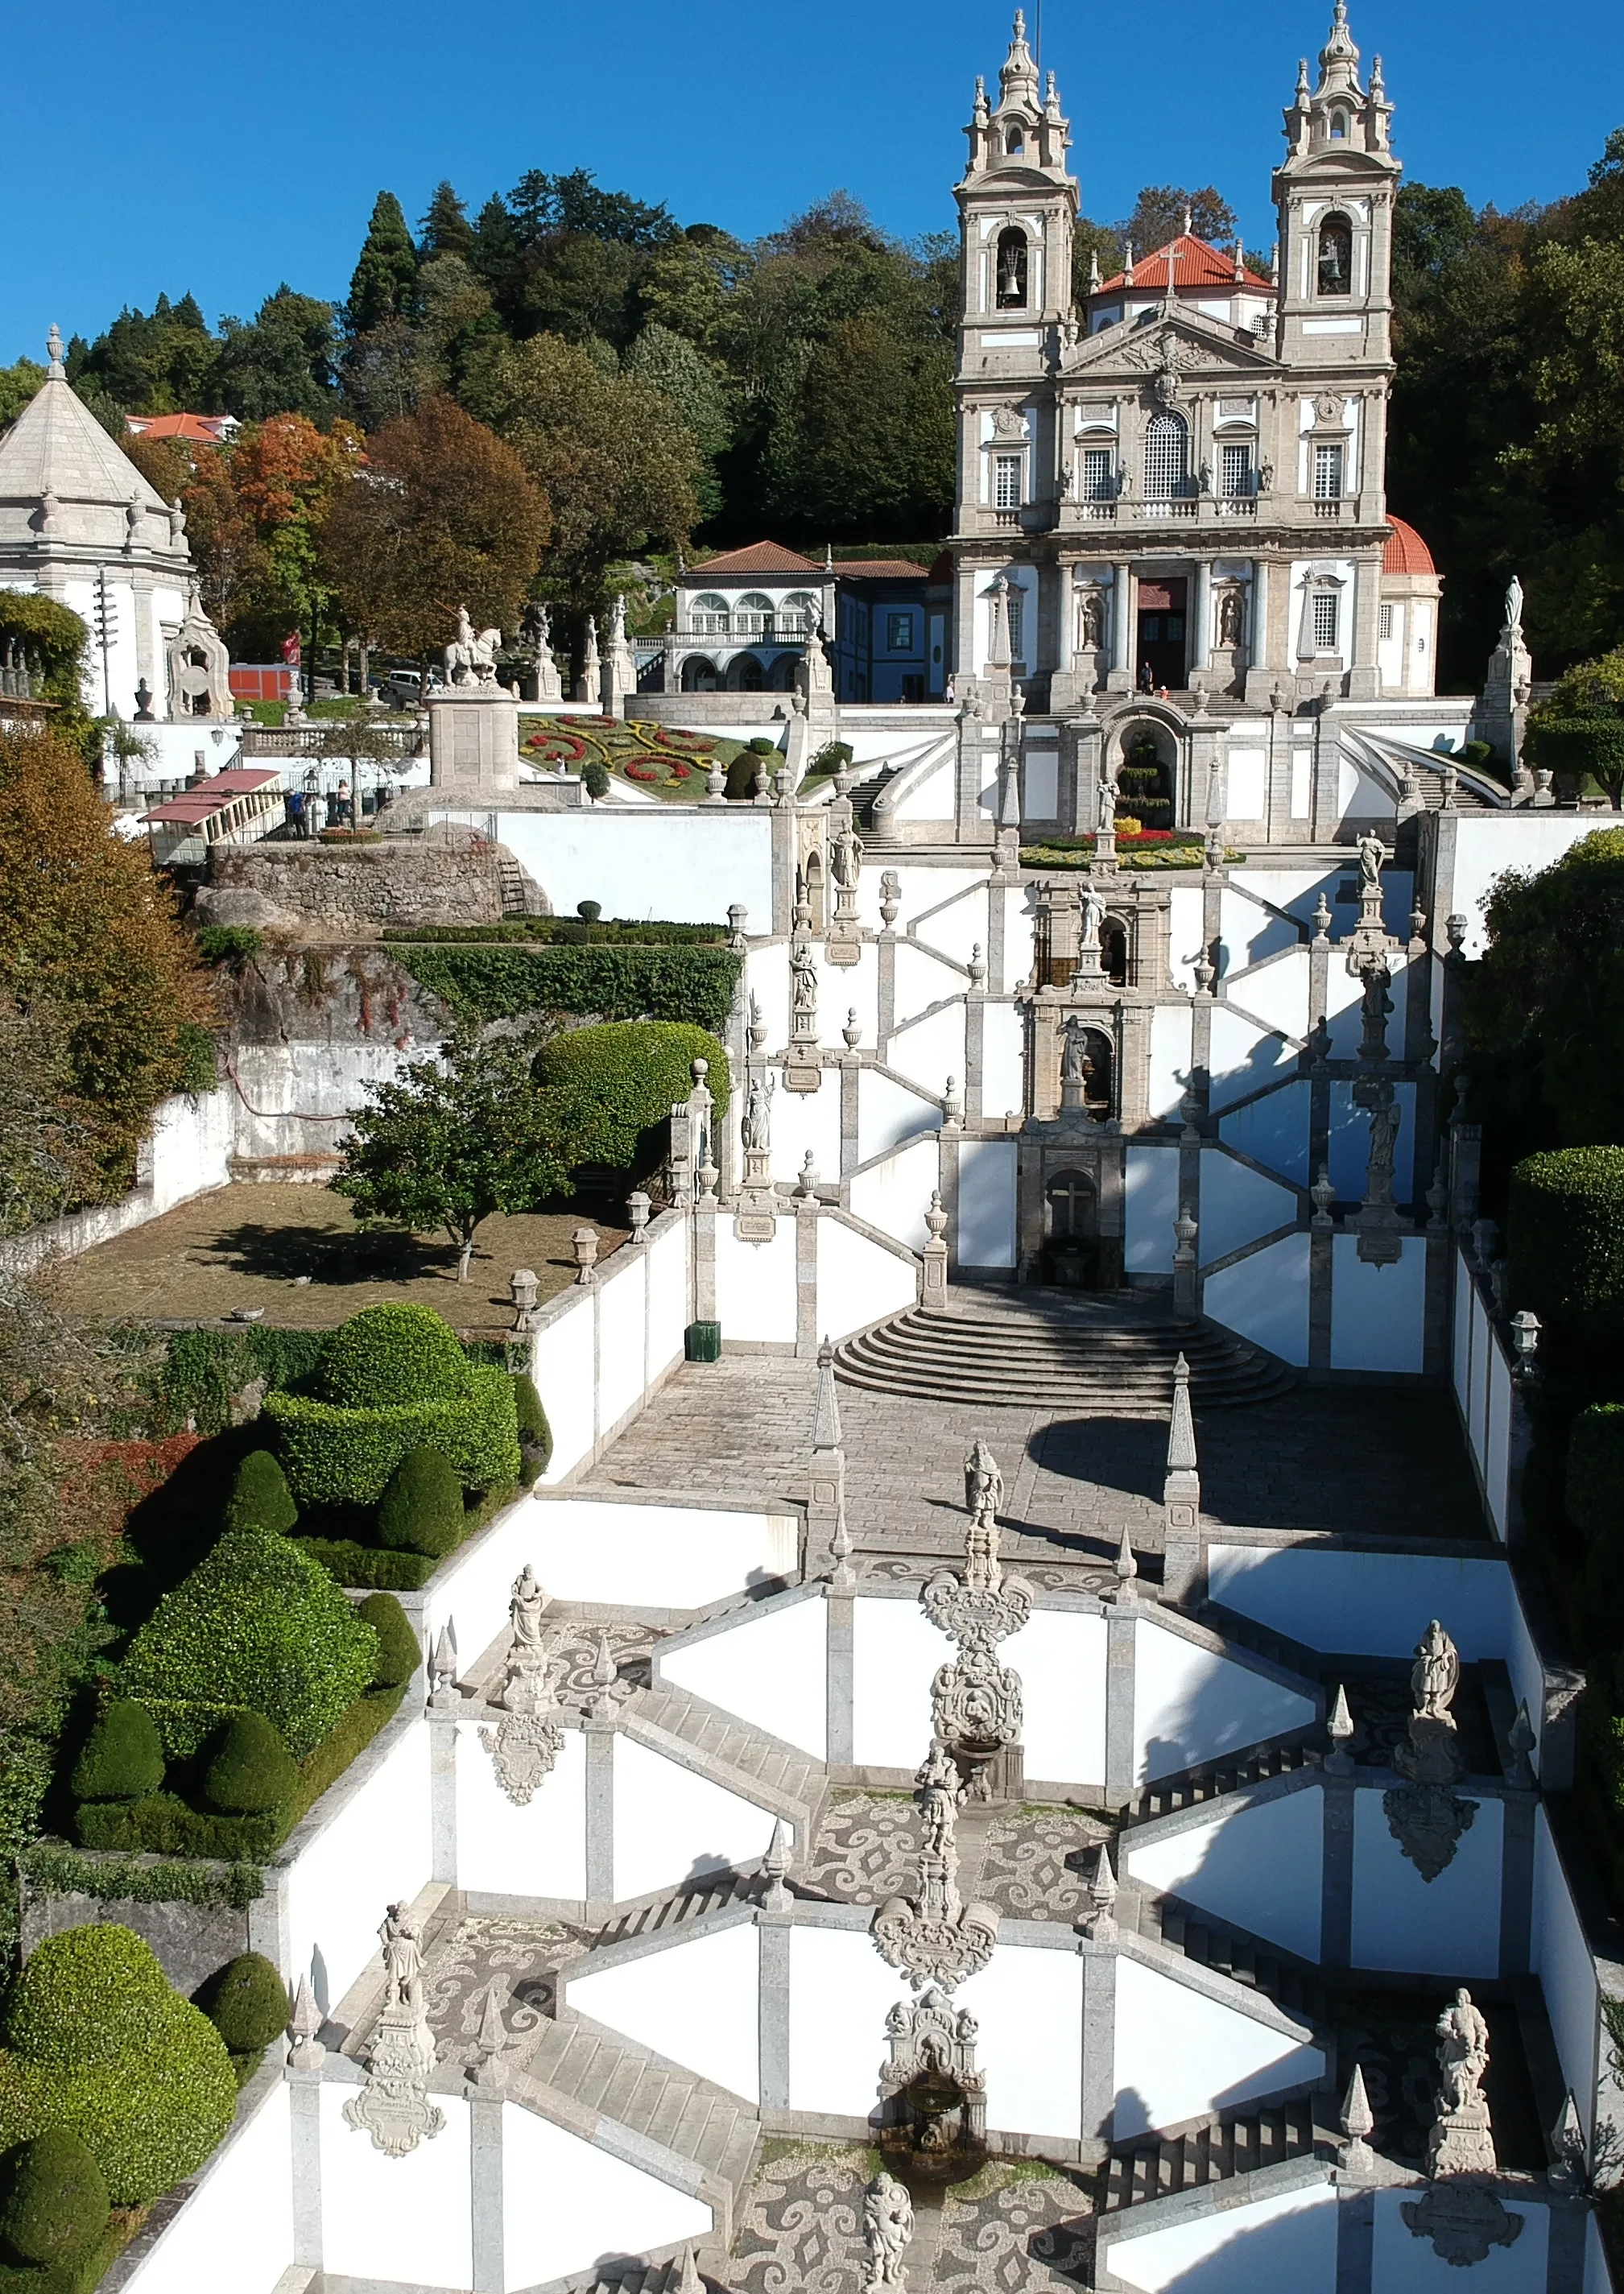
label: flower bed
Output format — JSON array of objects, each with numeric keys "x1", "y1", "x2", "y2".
[
  {"x1": 1019, "y1": 831, "x2": 1243, "y2": 872},
  {"x1": 519, "y1": 713, "x2": 745, "y2": 796}
]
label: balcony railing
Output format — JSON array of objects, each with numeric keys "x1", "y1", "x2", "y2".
[
  {"x1": 1215, "y1": 497, "x2": 1258, "y2": 519},
  {"x1": 679, "y1": 615, "x2": 813, "y2": 643},
  {"x1": 1312, "y1": 498, "x2": 1345, "y2": 519}
]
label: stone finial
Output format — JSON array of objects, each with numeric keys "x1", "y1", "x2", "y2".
[
  {"x1": 46, "y1": 324, "x2": 64, "y2": 376},
  {"x1": 813, "y1": 1337, "x2": 843, "y2": 1452},
  {"x1": 1325, "y1": 1684, "x2": 1355, "y2": 1775},
  {"x1": 968, "y1": 942, "x2": 986, "y2": 990},
  {"x1": 678, "y1": 2247, "x2": 705, "y2": 2294},
  {"x1": 1339, "y1": 2062, "x2": 1376, "y2": 2175},
  {"x1": 1082, "y1": 1841, "x2": 1118, "y2": 1940},
  {"x1": 287, "y1": 1973, "x2": 325, "y2": 2069},
  {"x1": 797, "y1": 1151, "x2": 818, "y2": 1201},
  {"x1": 1166, "y1": 1354, "x2": 1197, "y2": 1473},
  {"x1": 762, "y1": 1818, "x2": 794, "y2": 1912},
  {"x1": 1310, "y1": 1167, "x2": 1336, "y2": 1230},
  {"x1": 626, "y1": 1190, "x2": 651, "y2": 1242},
  {"x1": 509, "y1": 1265, "x2": 541, "y2": 1331},
  {"x1": 572, "y1": 1225, "x2": 600, "y2": 1285},
  {"x1": 589, "y1": 1630, "x2": 618, "y2": 1718},
  {"x1": 1510, "y1": 1309, "x2": 1541, "y2": 1378},
  {"x1": 428, "y1": 1624, "x2": 460, "y2": 1711},
  {"x1": 1110, "y1": 1527, "x2": 1138, "y2": 1605},
  {"x1": 844, "y1": 1006, "x2": 862, "y2": 1050},
  {"x1": 472, "y1": 1981, "x2": 509, "y2": 2089},
  {"x1": 829, "y1": 1505, "x2": 857, "y2": 1593},
  {"x1": 1311, "y1": 891, "x2": 1332, "y2": 946},
  {"x1": 1506, "y1": 1701, "x2": 1537, "y2": 1791},
  {"x1": 943, "y1": 1076, "x2": 964, "y2": 1130},
  {"x1": 747, "y1": 994, "x2": 769, "y2": 1053}
]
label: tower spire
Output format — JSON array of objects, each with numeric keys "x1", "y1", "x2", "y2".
[{"x1": 999, "y1": 9, "x2": 1039, "y2": 106}]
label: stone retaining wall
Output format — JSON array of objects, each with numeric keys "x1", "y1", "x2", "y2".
[{"x1": 207, "y1": 833, "x2": 511, "y2": 932}]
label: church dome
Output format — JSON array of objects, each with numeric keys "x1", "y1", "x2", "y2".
[{"x1": 1382, "y1": 516, "x2": 1435, "y2": 575}]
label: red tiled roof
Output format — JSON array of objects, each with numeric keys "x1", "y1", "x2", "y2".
[
  {"x1": 830, "y1": 559, "x2": 930, "y2": 581},
  {"x1": 681, "y1": 540, "x2": 822, "y2": 579},
  {"x1": 1096, "y1": 234, "x2": 1275, "y2": 296},
  {"x1": 1383, "y1": 516, "x2": 1436, "y2": 576},
  {"x1": 143, "y1": 769, "x2": 281, "y2": 825},
  {"x1": 125, "y1": 412, "x2": 234, "y2": 444}
]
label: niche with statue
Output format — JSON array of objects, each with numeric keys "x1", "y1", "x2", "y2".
[{"x1": 1115, "y1": 732, "x2": 1174, "y2": 830}]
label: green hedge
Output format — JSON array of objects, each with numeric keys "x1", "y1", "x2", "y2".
[
  {"x1": 535, "y1": 1019, "x2": 730, "y2": 1168},
  {"x1": 0, "y1": 1927, "x2": 237, "y2": 2206},
  {"x1": 0, "y1": 2131, "x2": 108, "y2": 2270},
  {"x1": 224, "y1": 1450, "x2": 297, "y2": 1539},
  {"x1": 378, "y1": 1447, "x2": 464, "y2": 1556},
  {"x1": 203, "y1": 1713, "x2": 299, "y2": 1815},
  {"x1": 396, "y1": 944, "x2": 742, "y2": 1031},
  {"x1": 293, "y1": 1481, "x2": 517, "y2": 1590},
  {"x1": 69, "y1": 1705, "x2": 162, "y2": 1807},
  {"x1": 17, "y1": 1849, "x2": 262, "y2": 1910},
  {"x1": 1508, "y1": 1148, "x2": 1624, "y2": 1354},
  {"x1": 357, "y1": 1593, "x2": 419, "y2": 1686},
  {"x1": 1569, "y1": 1405, "x2": 1624, "y2": 1544},
  {"x1": 155, "y1": 1327, "x2": 329, "y2": 1437},
  {"x1": 318, "y1": 1304, "x2": 470, "y2": 1410},
  {"x1": 122, "y1": 1523, "x2": 379, "y2": 1759},
  {"x1": 514, "y1": 1374, "x2": 550, "y2": 1486},
  {"x1": 382, "y1": 920, "x2": 727, "y2": 945},
  {"x1": 267, "y1": 1362, "x2": 519, "y2": 1507}
]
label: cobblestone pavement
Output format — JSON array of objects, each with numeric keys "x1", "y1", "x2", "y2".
[
  {"x1": 731, "y1": 2146, "x2": 1093, "y2": 2294},
  {"x1": 579, "y1": 1354, "x2": 1488, "y2": 1568}
]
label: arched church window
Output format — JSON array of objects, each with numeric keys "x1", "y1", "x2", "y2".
[
  {"x1": 996, "y1": 228, "x2": 1029, "y2": 309},
  {"x1": 1143, "y1": 411, "x2": 1189, "y2": 500},
  {"x1": 1329, "y1": 110, "x2": 1348, "y2": 139},
  {"x1": 1006, "y1": 124, "x2": 1025, "y2": 155},
  {"x1": 1316, "y1": 213, "x2": 1353, "y2": 296}
]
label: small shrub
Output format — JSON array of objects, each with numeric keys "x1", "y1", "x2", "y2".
[
  {"x1": 378, "y1": 1447, "x2": 463, "y2": 1557},
  {"x1": 0, "y1": 1926, "x2": 236, "y2": 2205},
  {"x1": 513, "y1": 1374, "x2": 551, "y2": 1486},
  {"x1": 194, "y1": 925, "x2": 262, "y2": 967},
  {"x1": 75, "y1": 1796, "x2": 281, "y2": 1860},
  {"x1": 122, "y1": 1522, "x2": 378, "y2": 1759},
  {"x1": 223, "y1": 1449, "x2": 297, "y2": 1539},
  {"x1": 195, "y1": 1953, "x2": 287, "y2": 2062},
  {"x1": 576, "y1": 900, "x2": 602, "y2": 922},
  {"x1": 267, "y1": 1363, "x2": 519, "y2": 1508},
  {"x1": 748, "y1": 736, "x2": 777, "y2": 754},
  {"x1": 357, "y1": 1593, "x2": 420, "y2": 1687},
  {"x1": 535, "y1": 1019, "x2": 730, "y2": 1172},
  {"x1": 581, "y1": 759, "x2": 610, "y2": 800},
  {"x1": 69, "y1": 1705, "x2": 163, "y2": 1807},
  {"x1": 0, "y1": 2132, "x2": 108, "y2": 2266},
  {"x1": 1508, "y1": 1148, "x2": 1624, "y2": 1359},
  {"x1": 202, "y1": 1713, "x2": 299, "y2": 1815},
  {"x1": 318, "y1": 1303, "x2": 470, "y2": 1410},
  {"x1": 1568, "y1": 1405, "x2": 1624, "y2": 1544}
]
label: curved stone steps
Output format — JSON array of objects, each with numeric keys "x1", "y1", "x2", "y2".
[{"x1": 833, "y1": 1305, "x2": 1293, "y2": 1413}]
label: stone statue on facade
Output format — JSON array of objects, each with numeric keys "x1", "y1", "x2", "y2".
[
  {"x1": 876, "y1": 1988, "x2": 987, "y2": 2179},
  {"x1": 1412, "y1": 1618, "x2": 1460, "y2": 1724},
  {"x1": 1061, "y1": 1013, "x2": 1090, "y2": 1092},
  {"x1": 1385, "y1": 1619, "x2": 1478, "y2": 1881},
  {"x1": 831, "y1": 818, "x2": 863, "y2": 893},
  {"x1": 1077, "y1": 587, "x2": 1104, "y2": 651},
  {"x1": 872, "y1": 1746, "x2": 998, "y2": 1989},
  {"x1": 1218, "y1": 588, "x2": 1245, "y2": 647},
  {"x1": 344, "y1": 1902, "x2": 444, "y2": 2156},
  {"x1": 479, "y1": 1563, "x2": 567, "y2": 1802},
  {"x1": 915, "y1": 1736, "x2": 962, "y2": 1861},
  {"x1": 1502, "y1": 576, "x2": 1524, "y2": 639},
  {"x1": 1356, "y1": 829, "x2": 1386, "y2": 898},
  {"x1": 742, "y1": 1070, "x2": 775, "y2": 1153},
  {"x1": 861, "y1": 2172, "x2": 915, "y2": 2291},
  {"x1": 962, "y1": 1439, "x2": 1004, "y2": 1566},
  {"x1": 444, "y1": 604, "x2": 502, "y2": 688},
  {"x1": 791, "y1": 940, "x2": 818, "y2": 1023},
  {"x1": 1399, "y1": 1989, "x2": 1523, "y2": 2263}
]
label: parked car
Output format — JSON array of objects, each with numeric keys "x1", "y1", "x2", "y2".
[{"x1": 378, "y1": 669, "x2": 440, "y2": 709}]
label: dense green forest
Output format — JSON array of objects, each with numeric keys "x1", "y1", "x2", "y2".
[{"x1": 6, "y1": 136, "x2": 1624, "y2": 682}]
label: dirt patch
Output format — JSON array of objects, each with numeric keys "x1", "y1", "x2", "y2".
[{"x1": 40, "y1": 1183, "x2": 630, "y2": 1338}]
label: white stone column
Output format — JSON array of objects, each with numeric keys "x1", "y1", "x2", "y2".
[
  {"x1": 1109, "y1": 564, "x2": 1131, "y2": 687},
  {"x1": 1191, "y1": 561, "x2": 1212, "y2": 673}
]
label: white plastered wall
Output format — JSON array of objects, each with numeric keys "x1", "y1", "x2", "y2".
[
  {"x1": 1350, "y1": 1790, "x2": 1503, "y2": 1977},
  {"x1": 613, "y1": 1735, "x2": 784, "y2": 1899},
  {"x1": 1110, "y1": 1956, "x2": 1324, "y2": 2137},
  {"x1": 319, "y1": 2084, "x2": 473, "y2": 2288},
  {"x1": 118, "y1": 2079, "x2": 292, "y2": 2294},
  {"x1": 816, "y1": 1213, "x2": 920, "y2": 1336},
  {"x1": 659, "y1": 1594, "x2": 828, "y2": 1760},
  {"x1": 457, "y1": 1721, "x2": 588, "y2": 1901},
  {"x1": 1123, "y1": 1790, "x2": 1324, "y2": 1961},
  {"x1": 284, "y1": 1718, "x2": 432, "y2": 2006},
  {"x1": 1102, "y1": 2182, "x2": 1339, "y2": 2292},
  {"x1": 501, "y1": 2106, "x2": 713, "y2": 2285},
  {"x1": 568, "y1": 1920, "x2": 762, "y2": 2102},
  {"x1": 1202, "y1": 1232, "x2": 1311, "y2": 1365},
  {"x1": 1133, "y1": 1621, "x2": 1316, "y2": 1784}
]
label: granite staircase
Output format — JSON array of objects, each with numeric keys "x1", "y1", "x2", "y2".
[
  {"x1": 624, "y1": 1678, "x2": 824, "y2": 1836},
  {"x1": 514, "y1": 2007, "x2": 759, "y2": 2242},
  {"x1": 833, "y1": 1297, "x2": 1293, "y2": 1414},
  {"x1": 1100, "y1": 2095, "x2": 1322, "y2": 2213},
  {"x1": 1131, "y1": 1892, "x2": 1330, "y2": 2027},
  {"x1": 1122, "y1": 1737, "x2": 1321, "y2": 1825},
  {"x1": 594, "y1": 1868, "x2": 759, "y2": 1950}
]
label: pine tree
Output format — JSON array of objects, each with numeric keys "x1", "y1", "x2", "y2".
[
  {"x1": 345, "y1": 192, "x2": 419, "y2": 334},
  {"x1": 419, "y1": 180, "x2": 475, "y2": 262}
]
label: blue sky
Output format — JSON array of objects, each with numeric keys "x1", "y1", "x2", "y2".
[{"x1": 4, "y1": 0, "x2": 1621, "y2": 366}]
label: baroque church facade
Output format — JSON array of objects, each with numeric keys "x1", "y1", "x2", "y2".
[{"x1": 944, "y1": 4, "x2": 1485, "y2": 849}]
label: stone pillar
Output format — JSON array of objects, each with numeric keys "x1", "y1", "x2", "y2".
[
  {"x1": 287, "y1": 2066, "x2": 324, "y2": 2272},
  {"x1": 1320, "y1": 1773, "x2": 1355, "y2": 1968},
  {"x1": 1078, "y1": 1938, "x2": 1117, "y2": 2166},
  {"x1": 758, "y1": 1913, "x2": 793, "y2": 2111},
  {"x1": 1107, "y1": 564, "x2": 1132, "y2": 691},
  {"x1": 1191, "y1": 560, "x2": 1211, "y2": 674},
  {"x1": 1103, "y1": 1608, "x2": 1136, "y2": 1805},
  {"x1": 1160, "y1": 1354, "x2": 1203, "y2": 1606},
  {"x1": 583, "y1": 1718, "x2": 615, "y2": 1916},
  {"x1": 826, "y1": 1587, "x2": 855, "y2": 1767},
  {"x1": 428, "y1": 1705, "x2": 458, "y2": 1886},
  {"x1": 428, "y1": 688, "x2": 521, "y2": 796},
  {"x1": 840, "y1": 1048, "x2": 860, "y2": 1184},
  {"x1": 469, "y1": 2094, "x2": 505, "y2": 2294},
  {"x1": 795, "y1": 1194, "x2": 819, "y2": 1358},
  {"x1": 922, "y1": 1190, "x2": 950, "y2": 1312}
]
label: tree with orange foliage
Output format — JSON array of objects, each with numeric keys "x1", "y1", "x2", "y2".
[
  {"x1": 321, "y1": 394, "x2": 548, "y2": 669},
  {"x1": 0, "y1": 728, "x2": 216, "y2": 1209},
  {"x1": 182, "y1": 413, "x2": 363, "y2": 661}
]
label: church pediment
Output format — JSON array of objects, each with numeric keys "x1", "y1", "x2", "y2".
[{"x1": 1062, "y1": 315, "x2": 1279, "y2": 386}]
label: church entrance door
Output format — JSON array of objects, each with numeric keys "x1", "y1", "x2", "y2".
[
  {"x1": 1135, "y1": 578, "x2": 1188, "y2": 692},
  {"x1": 1043, "y1": 1166, "x2": 1099, "y2": 1288}
]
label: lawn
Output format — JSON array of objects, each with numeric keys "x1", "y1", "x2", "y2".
[{"x1": 43, "y1": 1184, "x2": 629, "y2": 1337}]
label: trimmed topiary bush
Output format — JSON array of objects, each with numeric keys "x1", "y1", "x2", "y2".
[
  {"x1": 223, "y1": 1449, "x2": 297, "y2": 1539},
  {"x1": 357, "y1": 1592, "x2": 420, "y2": 1687},
  {"x1": 514, "y1": 1374, "x2": 551, "y2": 1486},
  {"x1": 0, "y1": 1926, "x2": 237, "y2": 2205},
  {"x1": 69, "y1": 1704, "x2": 163, "y2": 1807},
  {"x1": 122, "y1": 1522, "x2": 378, "y2": 1759},
  {"x1": 535, "y1": 1019, "x2": 730, "y2": 1172},
  {"x1": 1507, "y1": 1148, "x2": 1624, "y2": 1360},
  {"x1": 202, "y1": 1713, "x2": 300, "y2": 1816},
  {"x1": 1568, "y1": 1404, "x2": 1624, "y2": 1544},
  {"x1": 0, "y1": 2131, "x2": 109, "y2": 2266},
  {"x1": 194, "y1": 1953, "x2": 287, "y2": 2085},
  {"x1": 319, "y1": 1304, "x2": 471, "y2": 1410},
  {"x1": 267, "y1": 1366, "x2": 519, "y2": 1508},
  {"x1": 377, "y1": 1447, "x2": 464, "y2": 1557}
]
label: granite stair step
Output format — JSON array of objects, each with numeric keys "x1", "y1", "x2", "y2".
[
  {"x1": 628, "y1": 1681, "x2": 823, "y2": 1824},
  {"x1": 594, "y1": 1869, "x2": 758, "y2": 1949},
  {"x1": 1101, "y1": 2095, "x2": 1320, "y2": 2213},
  {"x1": 1135, "y1": 1892, "x2": 1330, "y2": 2024},
  {"x1": 1124, "y1": 1737, "x2": 1320, "y2": 1823}
]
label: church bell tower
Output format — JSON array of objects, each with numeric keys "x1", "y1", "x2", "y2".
[{"x1": 1272, "y1": 0, "x2": 1400, "y2": 371}]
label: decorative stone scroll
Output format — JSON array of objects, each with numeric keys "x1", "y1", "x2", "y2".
[
  {"x1": 344, "y1": 1903, "x2": 444, "y2": 2157},
  {"x1": 1383, "y1": 1621, "x2": 1478, "y2": 1881},
  {"x1": 872, "y1": 1740, "x2": 998, "y2": 1989},
  {"x1": 920, "y1": 1443, "x2": 1031, "y2": 1792},
  {"x1": 479, "y1": 1564, "x2": 565, "y2": 1804}
]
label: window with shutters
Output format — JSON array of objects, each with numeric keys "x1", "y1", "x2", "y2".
[
  {"x1": 1312, "y1": 589, "x2": 1340, "y2": 651},
  {"x1": 1081, "y1": 446, "x2": 1114, "y2": 499},
  {"x1": 1220, "y1": 442, "x2": 1254, "y2": 496},
  {"x1": 994, "y1": 453, "x2": 1023, "y2": 508},
  {"x1": 1143, "y1": 411, "x2": 1189, "y2": 499},
  {"x1": 1313, "y1": 444, "x2": 1344, "y2": 499}
]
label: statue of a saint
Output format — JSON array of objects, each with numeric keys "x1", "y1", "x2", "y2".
[
  {"x1": 1061, "y1": 1013, "x2": 1090, "y2": 1087},
  {"x1": 963, "y1": 1439, "x2": 1004, "y2": 1535},
  {"x1": 1081, "y1": 885, "x2": 1105, "y2": 948},
  {"x1": 1411, "y1": 1619, "x2": 1459, "y2": 1724},
  {"x1": 914, "y1": 1738, "x2": 961, "y2": 1862},
  {"x1": 1503, "y1": 576, "x2": 1524, "y2": 639},
  {"x1": 1097, "y1": 774, "x2": 1118, "y2": 831},
  {"x1": 862, "y1": 2172, "x2": 915, "y2": 2293},
  {"x1": 742, "y1": 1071, "x2": 775, "y2": 1154},
  {"x1": 509, "y1": 1564, "x2": 548, "y2": 1657},
  {"x1": 831, "y1": 819, "x2": 863, "y2": 892},
  {"x1": 379, "y1": 1903, "x2": 425, "y2": 2014},
  {"x1": 1218, "y1": 588, "x2": 1245, "y2": 647},
  {"x1": 1077, "y1": 588, "x2": 1103, "y2": 651},
  {"x1": 1357, "y1": 830, "x2": 1387, "y2": 895},
  {"x1": 1436, "y1": 1988, "x2": 1490, "y2": 2114},
  {"x1": 790, "y1": 939, "x2": 818, "y2": 1019}
]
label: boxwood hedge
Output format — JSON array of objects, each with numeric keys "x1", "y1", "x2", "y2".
[
  {"x1": 266, "y1": 1362, "x2": 519, "y2": 1507},
  {"x1": 122, "y1": 1521, "x2": 378, "y2": 1759},
  {"x1": 318, "y1": 1303, "x2": 470, "y2": 1409},
  {"x1": 535, "y1": 1020, "x2": 729, "y2": 1170},
  {"x1": 1507, "y1": 1147, "x2": 1624, "y2": 1355},
  {"x1": 396, "y1": 944, "x2": 742, "y2": 1031}
]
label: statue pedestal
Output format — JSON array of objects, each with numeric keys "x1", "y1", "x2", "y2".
[
  {"x1": 428, "y1": 688, "x2": 520, "y2": 795},
  {"x1": 826, "y1": 885, "x2": 862, "y2": 966},
  {"x1": 735, "y1": 1145, "x2": 778, "y2": 1242}
]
